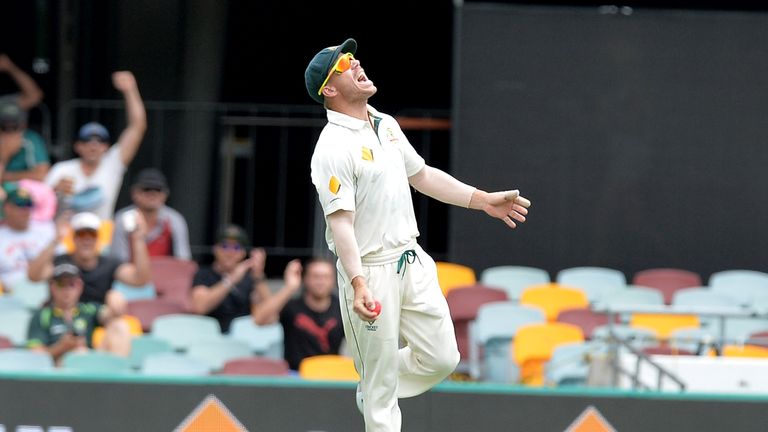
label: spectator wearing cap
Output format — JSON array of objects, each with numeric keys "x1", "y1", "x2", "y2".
[
  {"x1": 27, "y1": 263, "x2": 131, "y2": 364},
  {"x1": 191, "y1": 224, "x2": 298, "y2": 332},
  {"x1": 45, "y1": 71, "x2": 147, "y2": 220},
  {"x1": 0, "y1": 184, "x2": 56, "y2": 292},
  {"x1": 27, "y1": 211, "x2": 151, "y2": 314},
  {"x1": 110, "y1": 167, "x2": 191, "y2": 262}
]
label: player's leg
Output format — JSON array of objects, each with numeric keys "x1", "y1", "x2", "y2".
[
  {"x1": 397, "y1": 245, "x2": 460, "y2": 398},
  {"x1": 337, "y1": 263, "x2": 402, "y2": 431}
]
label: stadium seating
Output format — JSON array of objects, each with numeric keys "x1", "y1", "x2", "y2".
[
  {"x1": 6, "y1": 278, "x2": 49, "y2": 310},
  {"x1": 0, "y1": 349, "x2": 54, "y2": 372},
  {"x1": 720, "y1": 344, "x2": 768, "y2": 358},
  {"x1": 435, "y1": 261, "x2": 477, "y2": 296},
  {"x1": 479, "y1": 265, "x2": 550, "y2": 301},
  {"x1": 149, "y1": 256, "x2": 198, "y2": 310},
  {"x1": 0, "y1": 309, "x2": 33, "y2": 346},
  {"x1": 298, "y1": 354, "x2": 359, "y2": 381},
  {"x1": 591, "y1": 324, "x2": 658, "y2": 350},
  {"x1": 512, "y1": 322, "x2": 584, "y2": 386},
  {"x1": 220, "y1": 357, "x2": 291, "y2": 376},
  {"x1": 544, "y1": 341, "x2": 594, "y2": 387},
  {"x1": 126, "y1": 298, "x2": 188, "y2": 332},
  {"x1": 186, "y1": 338, "x2": 254, "y2": 372},
  {"x1": 630, "y1": 313, "x2": 700, "y2": 340},
  {"x1": 556, "y1": 308, "x2": 618, "y2": 340},
  {"x1": 708, "y1": 269, "x2": 768, "y2": 306},
  {"x1": 0, "y1": 335, "x2": 12, "y2": 349},
  {"x1": 141, "y1": 352, "x2": 209, "y2": 376},
  {"x1": 668, "y1": 327, "x2": 715, "y2": 354},
  {"x1": 129, "y1": 335, "x2": 174, "y2": 370},
  {"x1": 632, "y1": 268, "x2": 703, "y2": 304},
  {"x1": 519, "y1": 283, "x2": 589, "y2": 321},
  {"x1": 61, "y1": 351, "x2": 132, "y2": 374},
  {"x1": 555, "y1": 266, "x2": 627, "y2": 304},
  {"x1": 228, "y1": 316, "x2": 284, "y2": 359},
  {"x1": 151, "y1": 314, "x2": 223, "y2": 350},
  {"x1": 446, "y1": 284, "x2": 508, "y2": 368},
  {"x1": 469, "y1": 301, "x2": 545, "y2": 382}
]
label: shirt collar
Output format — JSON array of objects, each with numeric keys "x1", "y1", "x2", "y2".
[{"x1": 326, "y1": 105, "x2": 382, "y2": 130}]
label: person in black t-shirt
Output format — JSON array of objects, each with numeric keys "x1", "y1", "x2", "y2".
[
  {"x1": 275, "y1": 257, "x2": 344, "y2": 371},
  {"x1": 190, "y1": 224, "x2": 301, "y2": 333}
]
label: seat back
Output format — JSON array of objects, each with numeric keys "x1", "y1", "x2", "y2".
[
  {"x1": 0, "y1": 348, "x2": 54, "y2": 372},
  {"x1": 556, "y1": 308, "x2": 618, "y2": 340},
  {"x1": 630, "y1": 313, "x2": 700, "y2": 340},
  {"x1": 519, "y1": 283, "x2": 589, "y2": 321},
  {"x1": 61, "y1": 351, "x2": 132, "y2": 374},
  {"x1": 556, "y1": 266, "x2": 627, "y2": 303},
  {"x1": 126, "y1": 298, "x2": 188, "y2": 332},
  {"x1": 151, "y1": 313, "x2": 223, "y2": 350},
  {"x1": 298, "y1": 354, "x2": 359, "y2": 381},
  {"x1": 0, "y1": 308, "x2": 33, "y2": 346},
  {"x1": 721, "y1": 344, "x2": 768, "y2": 358},
  {"x1": 150, "y1": 256, "x2": 198, "y2": 310},
  {"x1": 435, "y1": 261, "x2": 477, "y2": 296},
  {"x1": 591, "y1": 324, "x2": 658, "y2": 350},
  {"x1": 480, "y1": 265, "x2": 550, "y2": 301},
  {"x1": 632, "y1": 268, "x2": 703, "y2": 304},
  {"x1": 220, "y1": 357, "x2": 291, "y2": 376},
  {"x1": 129, "y1": 335, "x2": 174, "y2": 369},
  {"x1": 228, "y1": 316, "x2": 284, "y2": 359},
  {"x1": 6, "y1": 278, "x2": 49, "y2": 310},
  {"x1": 512, "y1": 322, "x2": 584, "y2": 385},
  {"x1": 544, "y1": 341, "x2": 593, "y2": 386},
  {"x1": 141, "y1": 352, "x2": 209, "y2": 376},
  {"x1": 186, "y1": 339, "x2": 254, "y2": 372},
  {"x1": 709, "y1": 269, "x2": 768, "y2": 306},
  {"x1": 447, "y1": 284, "x2": 507, "y2": 361}
]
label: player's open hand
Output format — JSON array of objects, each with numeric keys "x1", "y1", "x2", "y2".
[{"x1": 482, "y1": 189, "x2": 531, "y2": 229}]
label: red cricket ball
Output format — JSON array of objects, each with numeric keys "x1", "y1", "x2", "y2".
[{"x1": 370, "y1": 300, "x2": 382, "y2": 317}]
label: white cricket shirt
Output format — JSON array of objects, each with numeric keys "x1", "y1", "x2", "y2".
[{"x1": 311, "y1": 105, "x2": 425, "y2": 257}]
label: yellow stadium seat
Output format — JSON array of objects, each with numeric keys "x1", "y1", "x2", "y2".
[
  {"x1": 436, "y1": 261, "x2": 477, "y2": 296},
  {"x1": 630, "y1": 313, "x2": 699, "y2": 340},
  {"x1": 61, "y1": 219, "x2": 115, "y2": 254},
  {"x1": 720, "y1": 344, "x2": 768, "y2": 358},
  {"x1": 519, "y1": 283, "x2": 589, "y2": 322},
  {"x1": 298, "y1": 354, "x2": 359, "y2": 381},
  {"x1": 512, "y1": 322, "x2": 584, "y2": 386},
  {"x1": 92, "y1": 314, "x2": 144, "y2": 348}
]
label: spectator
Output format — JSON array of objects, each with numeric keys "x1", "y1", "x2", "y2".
[
  {"x1": 27, "y1": 211, "x2": 151, "y2": 309},
  {"x1": 190, "y1": 224, "x2": 300, "y2": 333},
  {"x1": 45, "y1": 71, "x2": 147, "y2": 220},
  {"x1": 27, "y1": 263, "x2": 130, "y2": 364},
  {"x1": 277, "y1": 257, "x2": 344, "y2": 371},
  {"x1": 0, "y1": 184, "x2": 55, "y2": 292},
  {"x1": 110, "y1": 167, "x2": 191, "y2": 262},
  {"x1": 0, "y1": 98, "x2": 50, "y2": 187}
]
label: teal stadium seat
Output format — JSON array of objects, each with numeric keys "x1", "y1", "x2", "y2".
[
  {"x1": 0, "y1": 348, "x2": 54, "y2": 372},
  {"x1": 480, "y1": 265, "x2": 550, "y2": 301},
  {"x1": 185, "y1": 338, "x2": 253, "y2": 372},
  {"x1": 228, "y1": 316, "x2": 284, "y2": 359},
  {"x1": 61, "y1": 351, "x2": 132, "y2": 374},
  {"x1": 141, "y1": 352, "x2": 209, "y2": 376},
  {"x1": 556, "y1": 266, "x2": 627, "y2": 304},
  {"x1": 150, "y1": 314, "x2": 223, "y2": 351}
]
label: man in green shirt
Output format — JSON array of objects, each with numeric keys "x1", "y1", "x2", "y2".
[{"x1": 27, "y1": 262, "x2": 127, "y2": 365}]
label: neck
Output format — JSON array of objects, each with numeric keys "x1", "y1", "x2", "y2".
[
  {"x1": 304, "y1": 293, "x2": 331, "y2": 313},
  {"x1": 73, "y1": 253, "x2": 98, "y2": 270},
  {"x1": 141, "y1": 207, "x2": 159, "y2": 226},
  {"x1": 79, "y1": 159, "x2": 99, "y2": 175},
  {"x1": 330, "y1": 100, "x2": 369, "y2": 121}
]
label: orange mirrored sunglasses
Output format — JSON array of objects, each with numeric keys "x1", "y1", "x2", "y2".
[{"x1": 317, "y1": 52, "x2": 355, "y2": 96}]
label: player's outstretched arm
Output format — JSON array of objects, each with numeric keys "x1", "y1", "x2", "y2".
[{"x1": 469, "y1": 189, "x2": 530, "y2": 229}]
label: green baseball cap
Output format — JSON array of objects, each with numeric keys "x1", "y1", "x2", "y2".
[
  {"x1": 304, "y1": 38, "x2": 358, "y2": 104},
  {"x1": 3, "y1": 184, "x2": 33, "y2": 208}
]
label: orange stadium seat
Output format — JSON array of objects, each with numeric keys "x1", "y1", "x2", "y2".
[
  {"x1": 519, "y1": 283, "x2": 589, "y2": 322},
  {"x1": 630, "y1": 313, "x2": 700, "y2": 340},
  {"x1": 436, "y1": 261, "x2": 477, "y2": 296},
  {"x1": 513, "y1": 322, "x2": 584, "y2": 386},
  {"x1": 298, "y1": 354, "x2": 359, "y2": 381}
]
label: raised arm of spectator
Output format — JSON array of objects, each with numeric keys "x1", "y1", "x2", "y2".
[
  {"x1": 114, "y1": 211, "x2": 151, "y2": 286},
  {"x1": 0, "y1": 54, "x2": 44, "y2": 110},
  {"x1": 252, "y1": 259, "x2": 303, "y2": 325},
  {"x1": 111, "y1": 71, "x2": 147, "y2": 165}
]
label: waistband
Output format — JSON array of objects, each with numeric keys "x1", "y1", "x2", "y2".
[{"x1": 361, "y1": 239, "x2": 417, "y2": 265}]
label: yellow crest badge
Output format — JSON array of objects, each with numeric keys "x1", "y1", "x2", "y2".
[
  {"x1": 362, "y1": 147, "x2": 374, "y2": 161},
  {"x1": 329, "y1": 176, "x2": 341, "y2": 195}
]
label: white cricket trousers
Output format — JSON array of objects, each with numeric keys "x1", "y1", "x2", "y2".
[{"x1": 337, "y1": 242, "x2": 460, "y2": 432}]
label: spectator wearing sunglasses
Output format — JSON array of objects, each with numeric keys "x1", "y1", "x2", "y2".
[
  {"x1": 110, "y1": 167, "x2": 191, "y2": 262},
  {"x1": 45, "y1": 71, "x2": 147, "y2": 220},
  {"x1": 27, "y1": 211, "x2": 151, "y2": 327},
  {"x1": 0, "y1": 54, "x2": 49, "y2": 194},
  {"x1": 27, "y1": 263, "x2": 131, "y2": 364},
  {"x1": 306, "y1": 38, "x2": 531, "y2": 430},
  {"x1": 190, "y1": 224, "x2": 300, "y2": 333}
]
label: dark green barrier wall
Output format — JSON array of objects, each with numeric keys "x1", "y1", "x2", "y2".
[{"x1": 1, "y1": 374, "x2": 767, "y2": 431}]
